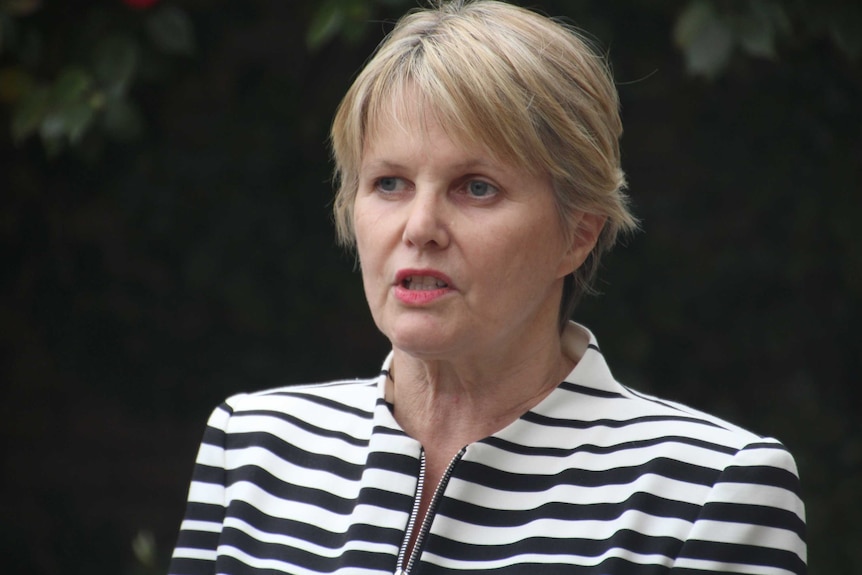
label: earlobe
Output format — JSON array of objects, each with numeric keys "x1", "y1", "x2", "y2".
[{"x1": 560, "y1": 213, "x2": 605, "y2": 276}]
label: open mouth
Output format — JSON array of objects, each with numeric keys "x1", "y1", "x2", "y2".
[{"x1": 402, "y1": 276, "x2": 449, "y2": 291}]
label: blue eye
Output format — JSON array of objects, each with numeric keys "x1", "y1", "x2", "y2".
[
  {"x1": 376, "y1": 177, "x2": 403, "y2": 193},
  {"x1": 467, "y1": 180, "x2": 497, "y2": 198}
]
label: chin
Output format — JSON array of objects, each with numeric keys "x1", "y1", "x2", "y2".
[{"x1": 383, "y1": 320, "x2": 461, "y2": 359}]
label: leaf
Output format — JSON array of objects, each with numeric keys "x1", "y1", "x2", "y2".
[
  {"x1": 734, "y1": 0, "x2": 790, "y2": 60},
  {"x1": 674, "y1": 1, "x2": 734, "y2": 79},
  {"x1": 93, "y1": 35, "x2": 139, "y2": 98},
  {"x1": 341, "y1": 0, "x2": 372, "y2": 45},
  {"x1": 735, "y1": 16, "x2": 776, "y2": 59},
  {"x1": 674, "y1": 0, "x2": 714, "y2": 49},
  {"x1": 306, "y1": 1, "x2": 344, "y2": 51},
  {"x1": 39, "y1": 109, "x2": 65, "y2": 140},
  {"x1": 146, "y1": 5, "x2": 195, "y2": 56},
  {"x1": 52, "y1": 66, "x2": 92, "y2": 106},
  {"x1": 63, "y1": 100, "x2": 96, "y2": 144},
  {"x1": 39, "y1": 99, "x2": 95, "y2": 146}
]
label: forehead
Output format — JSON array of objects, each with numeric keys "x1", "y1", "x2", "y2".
[{"x1": 361, "y1": 90, "x2": 522, "y2": 173}]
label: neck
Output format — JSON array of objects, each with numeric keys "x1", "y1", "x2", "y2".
[{"x1": 386, "y1": 323, "x2": 586, "y2": 451}]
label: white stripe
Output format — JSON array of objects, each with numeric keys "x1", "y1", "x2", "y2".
[
  {"x1": 447, "y1": 475, "x2": 713, "y2": 508},
  {"x1": 217, "y1": 545, "x2": 383, "y2": 575},
  {"x1": 686, "y1": 519, "x2": 806, "y2": 552},
  {"x1": 171, "y1": 547, "x2": 217, "y2": 560},
  {"x1": 422, "y1": 548, "x2": 676, "y2": 570},
  {"x1": 431, "y1": 510, "x2": 694, "y2": 544},
  {"x1": 179, "y1": 519, "x2": 223, "y2": 533},
  {"x1": 187, "y1": 480, "x2": 224, "y2": 505},
  {"x1": 222, "y1": 516, "x2": 398, "y2": 559}
]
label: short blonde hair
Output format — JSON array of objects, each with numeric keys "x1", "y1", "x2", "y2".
[{"x1": 330, "y1": 0, "x2": 638, "y2": 324}]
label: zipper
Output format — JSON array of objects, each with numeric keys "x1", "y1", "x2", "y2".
[{"x1": 394, "y1": 447, "x2": 466, "y2": 575}]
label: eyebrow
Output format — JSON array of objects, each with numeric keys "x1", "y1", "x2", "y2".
[{"x1": 360, "y1": 158, "x2": 499, "y2": 172}]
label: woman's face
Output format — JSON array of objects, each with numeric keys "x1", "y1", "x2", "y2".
[{"x1": 353, "y1": 104, "x2": 591, "y2": 363}]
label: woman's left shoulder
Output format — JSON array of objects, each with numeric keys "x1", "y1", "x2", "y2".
[{"x1": 617, "y1": 385, "x2": 789, "y2": 453}]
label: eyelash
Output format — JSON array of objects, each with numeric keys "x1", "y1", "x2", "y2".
[
  {"x1": 465, "y1": 180, "x2": 497, "y2": 198},
  {"x1": 374, "y1": 177, "x2": 407, "y2": 194},
  {"x1": 371, "y1": 177, "x2": 499, "y2": 200}
]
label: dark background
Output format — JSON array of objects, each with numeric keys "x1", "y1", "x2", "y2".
[{"x1": 1, "y1": 1, "x2": 859, "y2": 574}]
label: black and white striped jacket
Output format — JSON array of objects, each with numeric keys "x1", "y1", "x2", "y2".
[{"x1": 169, "y1": 328, "x2": 806, "y2": 575}]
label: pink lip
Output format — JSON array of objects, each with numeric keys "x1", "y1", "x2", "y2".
[{"x1": 393, "y1": 268, "x2": 454, "y2": 305}]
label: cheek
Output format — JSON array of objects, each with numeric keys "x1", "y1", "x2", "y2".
[{"x1": 352, "y1": 209, "x2": 374, "y2": 262}]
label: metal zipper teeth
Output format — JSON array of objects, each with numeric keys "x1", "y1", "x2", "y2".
[
  {"x1": 394, "y1": 453, "x2": 427, "y2": 575},
  {"x1": 398, "y1": 446, "x2": 467, "y2": 575}
]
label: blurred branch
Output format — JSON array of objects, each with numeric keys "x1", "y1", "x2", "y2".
[
  {"x1": 675, "y1": 0, "x2": 861, "y2": 79},
  {"x1": 0, "y1": 0, "x2": 193, "y2": 155}
]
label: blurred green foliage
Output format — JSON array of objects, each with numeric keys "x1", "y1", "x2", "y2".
[{"x1": 1, "y1": 1, "x2": 859, "y2": 574}]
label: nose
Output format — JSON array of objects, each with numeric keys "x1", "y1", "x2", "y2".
[{"x1": 402, "y1": 189, "x2": 450, "y2": 249}]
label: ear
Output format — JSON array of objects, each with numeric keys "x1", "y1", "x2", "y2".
[{"x1": 558, "y1": 212, "x2": 606, "y2": 277}]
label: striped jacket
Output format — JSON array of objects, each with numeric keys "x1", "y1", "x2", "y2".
[{"x1": 169, "y1": 329, "x2": 806, "y2": 574}]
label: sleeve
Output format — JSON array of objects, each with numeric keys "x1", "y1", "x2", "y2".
[
  {"x1": 671, "y1": 440, "x2": 807, "y2": 574},
  {"x1": 168, "y1": 399, "x2": 239, "y2": 575}
]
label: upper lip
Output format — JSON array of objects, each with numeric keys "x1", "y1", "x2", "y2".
[{"x1": 395, "y1": 268, "x2": 454, "y2": 288}]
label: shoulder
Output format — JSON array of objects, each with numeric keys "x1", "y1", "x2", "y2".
[
  {"x1": 616, "y1": 385, "x2": 770, "y2": 450},
  {"x1": 206, "y1": 376, "x2": 381, "y2": 433}
]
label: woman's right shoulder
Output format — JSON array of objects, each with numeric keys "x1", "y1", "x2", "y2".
[{"x1": 209, "y1": 376, "x2": 382, "y2": 429}]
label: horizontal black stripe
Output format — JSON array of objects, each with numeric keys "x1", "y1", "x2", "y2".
[
  {"x1": 175, "y1": 529, "x2": 220, "y2": 554},
  {"x1": 717, "y1": 464, "x2": 801, "y2": 492},
  {"x1": 558, "y1": 380, "x2": 625, "y2": 399},
  {"x1": 228, "y1": 464, "x2": 360, "y2": 515},
  {"x1": 620, "y1": 386, "x2": 710, "y2": 417},
  {"x1": 372, "y1": 421, "x2": 412, "y2": 438},
  {"x1": 234, "y1": 408, "x2": 371, "y2": 447},
  {"x1": 480, "y1": 434, "x2": 738, "y2": 458},
  {"x1": 226, "y1": 499, "x2": 406, "y2": 551},
  {"x1": 365, "y1": 446, "x2": 422, "y2": 476},
  {"x1": 521, "y1": 411, "x2": 726, "y2": 431},
  {"x1": 454, "y1": 456, "x2": 721, "y2": 491},
  {"x1": 191, "y1": 463, "x2": 224, "y2": 485},
  {"x1": 438, "y1": 490, "x2": 702, "y2": 527},
  {"x1": 219, "y1": 525, "x2": 397, "y2": 573},
  {"x1": 428, "y1": 528, "x2": 683, "y2": 562},
  {"x1": 168, "y1": 557, "x2": 215, "y2": 575},
  {"x1": 699, "y1": 501, "x2": 806, "y2": 540},
  {"x1": 200, "y1": 425, "x2": 226, "y2": 449},
  {"x1": 429, "y1": 557, "x2": 673, "y2": 575},
  {"x1": 428, "y1": 555, "x2": 672, "y2": 575},
  {"x1": 227, "y1": 431, "x2": 364, "y2": 480},
  {"x1": 182, "y1": 502, "x2": 225, "y2": 523},
  {"x1": 679, "y1": 539, "x2": 807, "y2": 574},
  {"x1": 263, "y1": 387, "x2": 375, "y2": 420}
]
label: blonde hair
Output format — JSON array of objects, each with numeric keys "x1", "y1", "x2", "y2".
[{"x1": 330, "y1": 0, "x2": 638, "y2": 325}]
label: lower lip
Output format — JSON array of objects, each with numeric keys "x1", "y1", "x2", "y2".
[{"x1": 394, "y1": 285, "x2": 451, "y2": 305}]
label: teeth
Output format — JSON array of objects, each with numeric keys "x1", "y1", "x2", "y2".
[{"x1": 405, "y1": 276, "x2": 448, "y2": 290}]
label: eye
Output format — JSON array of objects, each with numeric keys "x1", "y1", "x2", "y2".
[
  {"x1": 466, "y1": 180, "x2": 498, "y2": 199},
  {"x1": 375, "y1": 177, "x2": 407, "y2": 194}
]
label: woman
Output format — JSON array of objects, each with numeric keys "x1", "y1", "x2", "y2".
[{"x1": 169, "y1": 1, "x2": 807, "y2": 574}]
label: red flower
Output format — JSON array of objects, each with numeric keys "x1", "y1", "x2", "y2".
[{"x1": 123, "y1": 0, "x2": 160, "y2": 9}]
